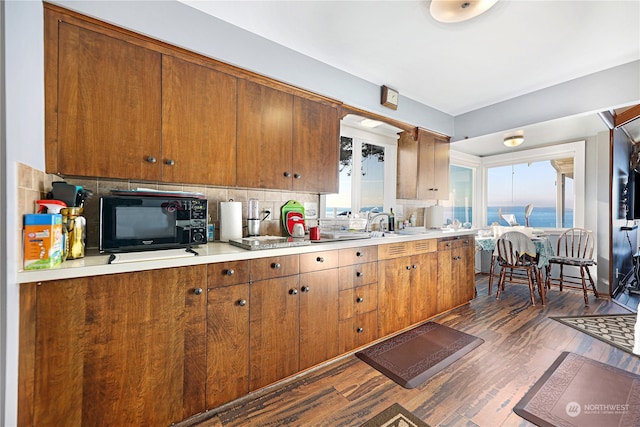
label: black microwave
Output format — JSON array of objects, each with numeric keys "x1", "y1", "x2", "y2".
[{"x1": 99, "y1": 196, "x2": 208, "y2": 253}]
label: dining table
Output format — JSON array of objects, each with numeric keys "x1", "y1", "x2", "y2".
[{"x1": 475, "y1": 234, "x2": 555, "y2": 297}]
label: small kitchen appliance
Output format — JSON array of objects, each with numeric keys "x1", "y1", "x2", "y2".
[
  {"x1": 247, "y1": 198, "x2": 260, "y2": 236},
  {"x1": 99, "y1": 195, "x2": 207, "y2": 253}
]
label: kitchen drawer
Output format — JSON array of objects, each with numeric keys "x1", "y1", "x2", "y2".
[
  {"x1": 250, "y1": 255, "x2": 299, "y2": 281},
  {"x1": 339, "y1": 283, "x2": 378, "y2": 320},
  {"x1": 438, "y1": 236, "x2": 474, "y2": 251},
  {"x1": 378, "y1": 239, "x2": 437, "y2": 260},
  {"x1": 338, "y1": 246, "x2": 377, "y2": 266},
  {"x1": 339, "y1": 311, "x2": 378, "y2": 354},
  {"x1": 338, "y1": 262, "x2": 377, "y2": 290},
  {"x1": 207, "y1": 260, "x2": 249, "y2": 289},
  {"x1": 299, "y1": 250, "x2": 339, "y2": 273}
]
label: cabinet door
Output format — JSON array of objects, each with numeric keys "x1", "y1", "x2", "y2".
[
  {"x1": 162, "y1": 55, "x2": 237, "y2": 185},
  {"x1": 32, "y1": 266, "x2": 206, "y2": 426},
  {"x1": 299, "y1": 269, "x2": 340, "y2": 370},
  {"x1": 396, "y1": 131, "x2": 419, "y2": 199},
  {"x1": 237, "y1": 79, "x2": 293, "y2": 190},
  {"x1": 410, "y1": 252, "x2": 438, "y2": 324},
  {"x1": 56, "y1": 22, "x2": 161, "y2": 180},
  {"x1": 292, "y1": 96, "x2": 339, "y2": 193},
  {"x1": 249, "y1": 276, "x2": 299, "y2": 390},
  {"x1": 378, "y1": 257, "x2": 413, "y2": 336},
  {"x1": 417, "y1": 132, "x2": 450, "y2": 200},
  {"x1": 206, "y1": 282, "x2": 249, "y2": 408}
]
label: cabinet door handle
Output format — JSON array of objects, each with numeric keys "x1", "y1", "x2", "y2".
[
  {"x1": 356, "y1": 297, "x2": 364, "y2": 303},
  {"x1": 294, "y1": 173, "x2": 301, "y2": 179},
  {"x1": 356, "y1": 271, "x2": 363, "y2": 277},
  {"x1": 165, "y1": 159, "x2": 175, "y2": 166},
  {"x1": 225, "y1": 269, "x2": 235, "y2": 276},
  {"x1": 357, "y1": 327, "x2": 364, "y2": 333},
  {"x1": 237, "y1": 299, "x2": 247, "y2": 306},
  {"x1": 406, "y1": 265, "x2": 412, "y2": 270},
  {"x1": 289, "y1": 288, "x2": 298, "y2": 295},
  {"x1": 272, "y1": 262, "x2": 281, "y2": 269},
  {"x1": 301, "y1": 286, "x2": 310, "y2": 293},
  {"x1": 146, "y1": 156, "x2": 157, "y2": 164},
  {"x1": 316, "y1": 257, "x2": 324, "y2": 263},
  {"x1": 413, "y1": 264, "x2": 418, "y2": 269},
  {"x1": 193, "y1": 288, "x2": 203, "y2": 295},
  {"x1": 283, "y1": 172, "x2": 291, "y2": 178}
]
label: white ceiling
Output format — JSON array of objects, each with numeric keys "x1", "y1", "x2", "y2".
[{"x1": 179, "y1": 0, "x2": 640, "y2": 155}]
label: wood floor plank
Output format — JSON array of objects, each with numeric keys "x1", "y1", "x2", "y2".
[{"x1": 187, "y1": 276, "x2": 639, "y2": 427}]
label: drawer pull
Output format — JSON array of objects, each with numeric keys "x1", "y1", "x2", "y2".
[
  {"x1": 356, "y1": 251, "x2": 362, "y2": 257},
  {"x1": 289, "y1": 288, "x2": 298, "y2": 295},
  {"x1": 146, "y1": 156, "x2": 157, "y2": 164},
  {"x1": 272, "y1": 262, "x2": 281, "y2": 269},
  {"x1": 356, "y1": 271, "x2": 363, "y2": 277},
  {"x1": 356, "y1": 297, "x2": 364, "y2": 303},
  {"x1": 294, "y1": 173, "x2": 302, "y2": 179},
  {"x1": 301, "y1": 286, "x2": 310, "y2": 293},
  {"x1": 357, "y1": 327, "x2": 364, "y2": 333},
  {"x1": 412, "y1": 264, "x2": 418, "y2": 269},
  {"x1": 283, "y1": 171, "x2": 291, "y2": 177},
  {"x1": 225, "y1": 269, "x2": 235, "y2": 276},
  {"x1": 193, "y1": 288, "x2": 203, "y2": 295},
  {"x1": 237, "y1": 299, "x2": 247, "y2": 306},
  {"x1": 165, "y1": 159, "x2": 175, "y2": 166},
  {"x1": 406, "y1": 265, "x2": 412, "y2": 270},
  {"x1": 316, "y1": 257, "x2": 324, "y2": 263}
]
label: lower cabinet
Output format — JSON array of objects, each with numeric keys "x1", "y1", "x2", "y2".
[
  {"x1": 206, "y1": 261, "x2": 250, "y2": 409},
  {"x1": 18, "y1": 236, "x2": 476, "y2": 424},
  {"x1": 378, "y1": 239, "x2": 438, "y2": 337},
  {"x1": 20, "y1": 266, "x2": 207, "y2": 427},
  {"x1": 437, "y1": 236, "x2": 476, "y2": 312}
]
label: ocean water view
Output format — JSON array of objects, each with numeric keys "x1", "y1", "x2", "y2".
[{"x1": 448, "y1": 206, "x2": 572, "y2": 228}]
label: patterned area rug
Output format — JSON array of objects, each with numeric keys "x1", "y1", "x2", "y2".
[
  {"x1": 360, "y1": 403, "x2": 430, "y2": 427},
  {"x1": 355, "y1": 322, "x2": 483, "y2": 389},
  {"x1": 514, "y1": 352, "x2": 640, "y2": 427},
  {"x1": 551, "y1": 314, "x2": 637, "y2": 355}
]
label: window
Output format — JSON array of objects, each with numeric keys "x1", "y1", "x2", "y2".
[
  {"x1": 449, "y1": 141, "x2": 585, "y2": 229},
  {"x1": 443, "y1": 165, "x2": 474, "y2": 226},
  {"x1": 486, "y1": 160, "x2": 574, "y2": 227},
  {"x1": 323, "y1": 119, "x2": 398, "y2": 218}
]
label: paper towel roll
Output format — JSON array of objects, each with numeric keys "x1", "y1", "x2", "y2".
[
  {"x1": 425, "y1": 205, "x2": 444, "y2": 229},
  {"x1": 220, "y1": 201, "x2": 242, "y2": 242}
]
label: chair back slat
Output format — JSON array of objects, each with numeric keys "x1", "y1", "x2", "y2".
[{"x1": 557, "y1": 228, "x2": 594, "y2": 259}]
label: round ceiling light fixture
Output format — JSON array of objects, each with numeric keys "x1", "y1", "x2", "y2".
[
  {"x1": 503, "y1": 135, "x2": 525, "y2": 148},
  {"x1": 430, "y1": 0, "x2": 499, "y2": 23}
]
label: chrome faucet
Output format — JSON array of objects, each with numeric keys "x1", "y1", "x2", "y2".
[{"x1": 365, "y1": 212, "x2": 390, "y2": 232}]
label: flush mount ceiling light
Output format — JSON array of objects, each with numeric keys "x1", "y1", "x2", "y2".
[
  {"x1": 360, "y1": 118, "x2": 383, "y2": 128},
  {"x1": 503, "y1": 135, "x2": 525, "y2": 147},
  {"x1": 430, "y1": 0, "x2": 499, "y2": 23}
]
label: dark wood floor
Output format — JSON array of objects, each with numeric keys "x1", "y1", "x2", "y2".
[{"x1": 190, "y1": 275, "x2": 639, "y2": 427}]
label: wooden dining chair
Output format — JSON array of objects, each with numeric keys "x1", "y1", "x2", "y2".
[
  {"x1": 495, "y1": 231, "x2": 545, "y2": 305},
  {"x1": 545, "y1": 228, "x2": 598, "y2": 306}
]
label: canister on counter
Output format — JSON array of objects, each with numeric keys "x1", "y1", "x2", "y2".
[{"x1": 62, "y1": 207, "x2": 86, "y2": 259}]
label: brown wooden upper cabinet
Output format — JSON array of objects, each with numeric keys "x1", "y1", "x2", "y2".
[
  {"x1": 162, "y1": 55, "x2": 237, "y2": 186},
  {"x1": 50, "y1": 19, "x2": 163, "y2": 181},
  {"x1": 237, "y1": 79, "x2": 340, "y2": 193},
  {"x1": 397, "y1": 128, "x2": 450, "y2": 200}
]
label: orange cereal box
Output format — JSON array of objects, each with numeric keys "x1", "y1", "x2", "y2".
[{"x1": 23, "y1": 214, "x2": 63, "y2": 270}]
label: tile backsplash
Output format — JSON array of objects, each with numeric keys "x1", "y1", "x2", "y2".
[{"x1": 16, "y1": 163, "x2": 320, "y2": 251}]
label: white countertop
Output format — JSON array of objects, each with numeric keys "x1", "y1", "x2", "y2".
[{"x1": 16, "y1": 229, "x2": 476, "y2": 283}]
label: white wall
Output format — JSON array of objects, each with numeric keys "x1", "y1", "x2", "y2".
[{"x1": 2, "y1": 1, "x2": 45, "y2": 425}]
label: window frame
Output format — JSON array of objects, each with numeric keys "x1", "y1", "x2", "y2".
[
  {"x1": 320, "y1": 122, "x2": 397, "y2": 218},
  {"x1": 450, "y1": 140, "x2": 586, "y2": 229}
]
